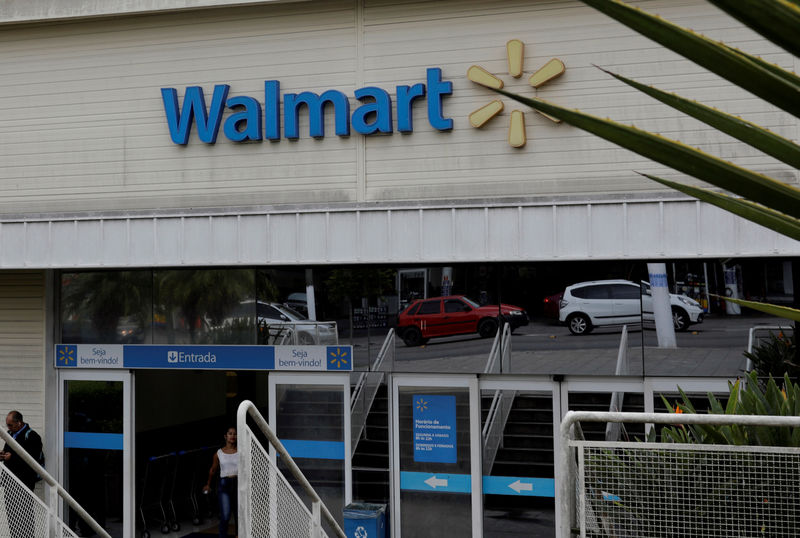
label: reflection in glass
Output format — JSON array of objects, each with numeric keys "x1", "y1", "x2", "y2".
[
  {"x1": 65, "y1": 380, "x2": 124, "y2": 537},
  {"x1": 481, "y1": 389, "x2": 555, "y2": 536},
  {"x1": 275, "y1": 384, "x2": 345, "y2": 532},
  {"x1": 398, "y1": 387, "x2": 472, "y2": 537},
  {"x1": 61, "y1": 271, "x2": 152, "y2": 344},
  {"x1": 153, "y1": 269, "x2": 255, "y2": 344}
]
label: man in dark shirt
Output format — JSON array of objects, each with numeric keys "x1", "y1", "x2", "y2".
[{"x1": 1, "y1": 410, "x2": 43, "y2": 491}]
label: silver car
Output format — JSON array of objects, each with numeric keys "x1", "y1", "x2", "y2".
[{"x1": 559, "y1": 279, "x2": 704, "y2": 335}]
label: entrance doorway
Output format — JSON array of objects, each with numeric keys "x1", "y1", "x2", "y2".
[{"x1": 58, "y1": 370, "x2": 133, "y2": 538}]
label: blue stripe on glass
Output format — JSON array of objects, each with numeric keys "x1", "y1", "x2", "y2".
[
  {"x1": 280, "y1": 440, "x2": 344, "y2": 460},
  {"x1": 64, "y1": 432, "x2": 124, "y2": 451},
  {"x1": 399, "y1": 471, "x2": 471, "y2": 493},
  {"x1": 482, "y1": 475, "x2": 555, "y2": 497}
]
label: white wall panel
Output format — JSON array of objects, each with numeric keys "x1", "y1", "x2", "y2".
[
  {"x1": 129, "y1": 219, "x2": 156, "y2": 265},
  {"x1": 269, "y1": 214, "x2": 299, "y2": 263},
  {"x1": 102, "y1": 220, "x2": 130, "y2": 265},
  {"x1": 422, "y1": 210, "x2": 454, "y2": 262},
  {"x1": 240, "y1": 215, "x2": 268, "y2": 263},
  {"x1": 0, "y1": 271, "x2": 44, "y2": 433},
  {"x1": 626, "y1": 203, "x2": 662, "y2": 258},
  {"x1": 155, "y1": 218, "x2": 183, "y2": 265},
  {"x1": 24, "y1": 222, "x2": 50, "y2": 267},
  {"x1": 488, "y1": 207, "x2": 519, "y2": 261},
  {"x1": 589, "y1": 204, "x2": 623, "y2": 259},
  {"x1": 327, "y1": 212, "x2": 358, "y2": 263},
  {"x1": 210, "y1": 216, "x2": 239, "y2": 264},
  {"x1": 0, "y1": 199, "x2": 798, "y2": 268},
  {"x1": 390, "y1": 210, "x2": 421, "y2": 262},
  {"x1": 359, "y1": 212, "x2": 390, "y2": 263},
  {"x1": 298, "y1": 213, "x2": 327, "y2": 261},
  {"x1": 454, "y1": 208, "x2": 486, "y2": 261},
  {"x1": 663, "y1": 202, "x2": 699, "y2": 257},
  {"x1": 554, "y1": 205, "x2": 589, "y2": 258},
  {"x1": 520, "y1": 206, "x2": 555, "y2": 259}
]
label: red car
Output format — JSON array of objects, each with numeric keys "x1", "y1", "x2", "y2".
[{"x1": 396, "y1": 295, "x2": 528, "y2": 347}]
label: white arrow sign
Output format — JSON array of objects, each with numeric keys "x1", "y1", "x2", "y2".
[
  {"x1": 508, "y1": 480, "x2": 533, "y2": 494},
  {"x1": 424, "y1": 475, "x2": 449, "y2": 489}
]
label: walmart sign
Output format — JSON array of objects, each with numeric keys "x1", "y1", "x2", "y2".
[{"x1": 161, "y1": 68, "x2": 453, "y2": 144}]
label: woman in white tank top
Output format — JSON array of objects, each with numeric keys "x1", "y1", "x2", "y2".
[{"x1": 203, "y1": 427, "x2": 237, "y2": 537}]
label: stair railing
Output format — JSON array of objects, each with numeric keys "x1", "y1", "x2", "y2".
[
  {"x1": 0, "y1": 428, "x2": 110, "y2": 538},
  {"x1": 237, "y1": 400, "x2": 346, "y2": 538},
  {"x1": 481, "y1": 322, "x2": 514, "y2": 474},
  {"x1": 350, "y1": 329, "x2": 394, "y2": 455}
]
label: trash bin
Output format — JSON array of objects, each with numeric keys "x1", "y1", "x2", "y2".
[{"x1": 343, "y1": 502, "x2": 386, "y2": 538}]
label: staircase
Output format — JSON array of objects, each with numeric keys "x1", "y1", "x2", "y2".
[{"x1": 351, "y1": 384, "x2": 390, "y2": 504}]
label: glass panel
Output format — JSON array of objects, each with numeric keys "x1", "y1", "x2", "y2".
[
  {"x1": 482, "y1": 389, "x2": 555, "y2": 537},
  {"x1": 61, "y1": 271, "x2": 152, "y2": 344},
  {"x1": 153, "y1": 269, "x2": 255, "y2": 344},
  {"x1": 64, "y1": 380, "x2": 124, "y2": 537},
  {"x1": 275, "y1": 384, "x2": 345, "y2": 532},
  {"x1": 568, "y1": 392, "x2": 645, "y2": 441},
  {"x1": 398, "y1": 386, "x2": 471, "y2": 537}
]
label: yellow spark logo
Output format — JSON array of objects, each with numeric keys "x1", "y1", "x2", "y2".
[
  {"x1": 415, "y1": 398, "x2": 428, "y2": 412},
  {"x1": 328, "y1": 347, "x2": 350, "y2": 369},
  {"x1": 467, "y1": 39, "x2": 565, "y2": 148},
  {"x1": 57, "y1": 345, "x2": 76, "y2": 366}
]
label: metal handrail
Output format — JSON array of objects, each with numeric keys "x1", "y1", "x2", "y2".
[
  {"x1": 0, "y1": 428, "x2": 111, "y2": 538},
  {"x1": 558, "y1": 410, "x2": 800, "y2": 538},
  {"x1": 236, "y1": 400, "x2": 346, "y2": 538},
  {"x1": 350, "y1": 329, "x2": 394, "y2": 408},
  {"x1": 350, "y1": 330, "x2": 394, "y2": 455},
  {"x1": 483, "y1": 322, "x2": 510, "y2": 374},
  {"x1": 745, "y1": 325, "x2": 794, "y2": 372}
]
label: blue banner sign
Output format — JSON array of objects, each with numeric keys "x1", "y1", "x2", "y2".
[
  {"x1": 55, "y1": 344, "x2": 352, "y2": 371},
  {"x1": 412, "y1": 394, "x2": 457, "y2": 463}
]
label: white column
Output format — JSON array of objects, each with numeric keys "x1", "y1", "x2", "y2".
[
  {"x1": 647, "y1": 263, "x2": 677, "y2": 348},
  {"x1": 305, "y1": 269, "x2": 317, "y2": 320}
]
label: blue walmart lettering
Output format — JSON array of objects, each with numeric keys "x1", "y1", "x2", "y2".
[{"x1": 161, "y1": 68, "x2": 452, "y2": 144}]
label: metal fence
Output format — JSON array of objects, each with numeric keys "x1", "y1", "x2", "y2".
[
  {"x1": 560, "y1": 411, "x2": 800, "y2": 537},
  {"x1": 237, "y1": 400, "x2": 345, "y2": 538},
  {"x1": 0, "y1": 429, "x2": 109, "y2": 538},
  {"x1": 0, "y1": 465, "x2": 75, "y2": 538}
]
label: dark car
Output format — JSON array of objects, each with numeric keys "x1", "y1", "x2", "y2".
[
  {"x1": 543, "y1": 292, "x2": 563, "y2": 320},
  {"x1": 396, "y1": 295, "x2": 528, "y2": 347}
]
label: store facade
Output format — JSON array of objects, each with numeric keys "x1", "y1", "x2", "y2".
[{"x1": 0, "y1": 0, "x2": 798, "y2": 536}]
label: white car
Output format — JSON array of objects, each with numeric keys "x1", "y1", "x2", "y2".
[
  {"x1": 559, "y1": 279, "x2": 704, "y2": 335},
  {"x1": 220, "y1": 300, "x2": 337, "y2": 345}
]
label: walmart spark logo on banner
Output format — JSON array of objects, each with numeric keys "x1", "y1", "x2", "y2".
[
  {"x1": 57, "y1": 345, "x2": 77, "y2": 367},
  {"x1": 468, "y1": 39, "x2": 566, "y2": 148},
  {"x1": 327, "y1": 347, "x2": 351, "y2": 370}
]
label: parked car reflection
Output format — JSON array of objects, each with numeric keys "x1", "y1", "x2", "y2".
[{"x1": 396, "y1": 295, "x2": 528, "y2": 347}]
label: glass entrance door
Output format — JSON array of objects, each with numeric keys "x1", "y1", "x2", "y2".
[
  {"x1": 268, "y1": 372, "x2": 352, "y2": 533},
  {"x1": 480, "y1": 378, "x2": 559, "y2": 537},
  {"x1": 391, "y1": 375, "x2": 481, "y2": 538},
  {"x1": 59, "y1": 370, "x2": 132, "y2": 538}
]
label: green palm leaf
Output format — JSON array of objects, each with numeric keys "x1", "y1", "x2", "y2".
[
  {"x1": 598, "y1": 67, "x2": 800, "y2": 169},
  {"x1": 710, "y1": 295, "x2": 800, "y2": 321},
  {"x1": 579, "y1": 0, "x2": 800, "y2": 118},
  {"x1": 708, "y1": 0, "x2": 800, "y2": 58},
  {"x1": 638, "y1": 173, "x2": 800, "y2": 241},
  {"x1": 493, "y1": 89, "x2": 800, "y2": 218}
]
